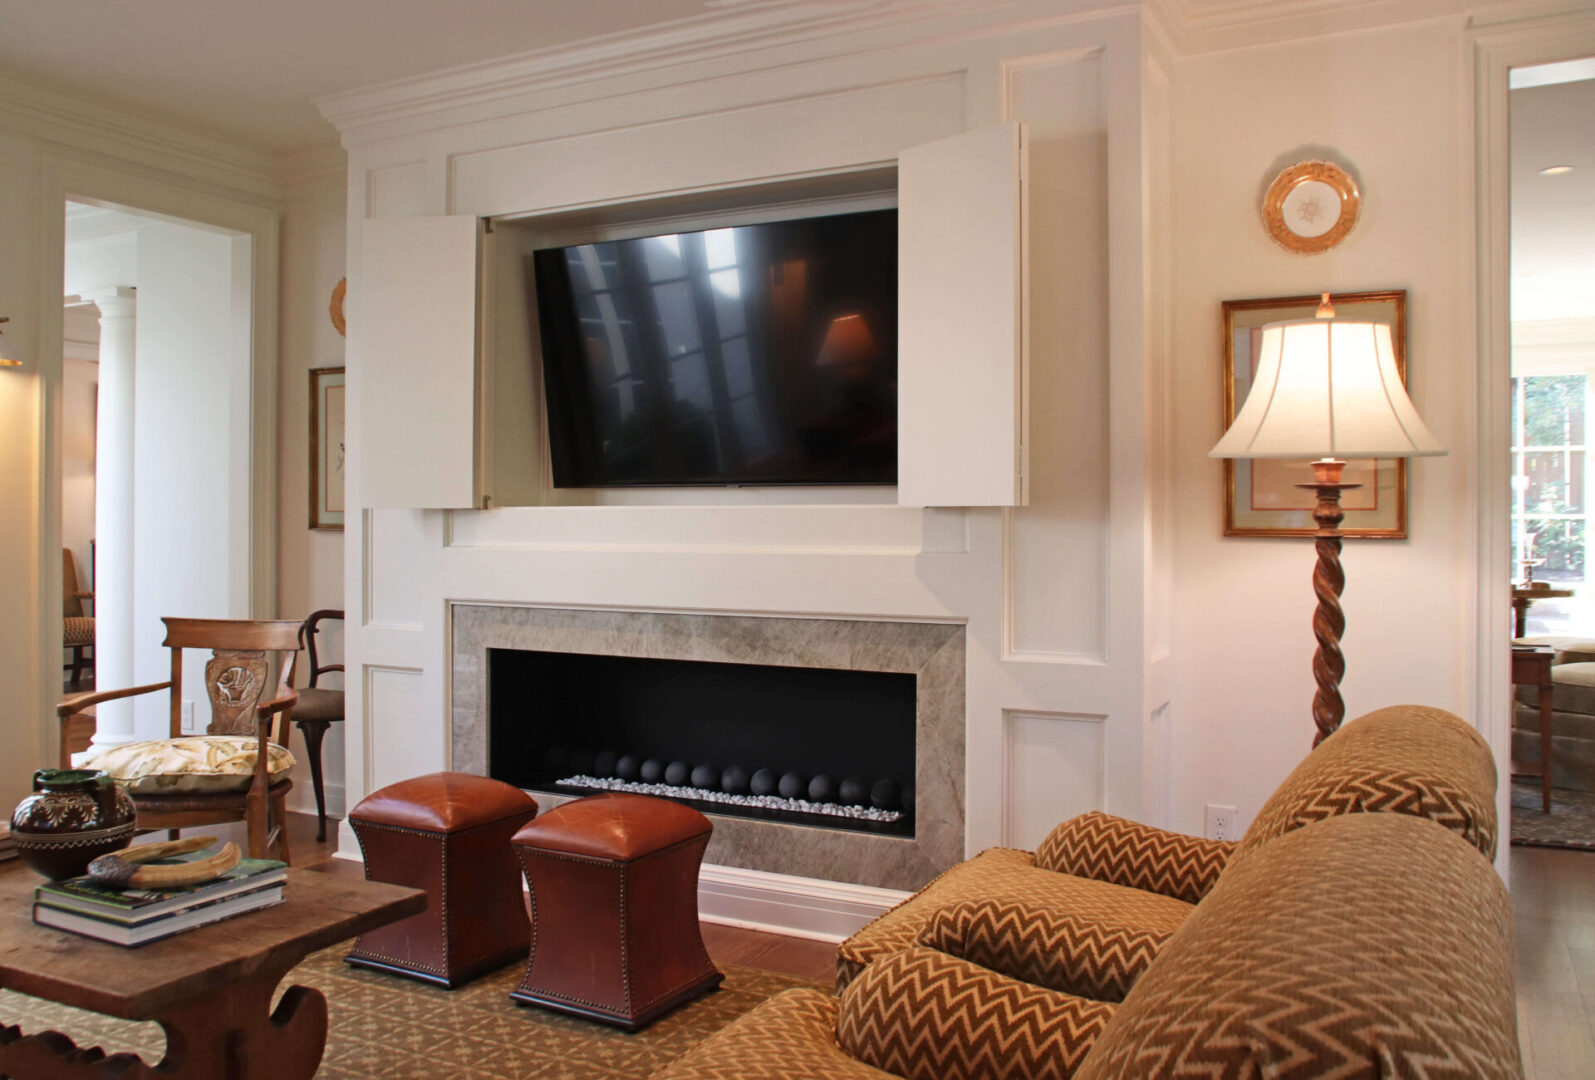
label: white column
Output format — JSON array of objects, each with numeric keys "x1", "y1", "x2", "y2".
[{"x1": 83, "y1": 288, "x2": 138, "y2": 749}]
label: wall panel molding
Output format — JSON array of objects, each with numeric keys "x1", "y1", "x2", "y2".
[{"x1": 1002, "y1": 708, "x2": 1106, "y2": 849}]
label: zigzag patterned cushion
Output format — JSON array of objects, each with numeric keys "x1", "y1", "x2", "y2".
[
  {"x1": 653, "y1": 988, "x2": 892, "y2": 1080},
  {"x1": 1073, "y1": 813, "x2": 1521, "y2": 1080},
  {"x1": 1232, "y1": 704, "x2": 1498, "y2": 865},
  {"x1": 834, "y1": 848, "x2": 1192, "y2": 992},
  {"x1": 837, "y1": 945, "x2": 1116, "y2": 1080},
  {"x1": 1033, "y1": 812, "x2": 1235, "y2": 904},
  {"x1": 919, "y1": 898, "x2": 1168, "y2": 1002}
]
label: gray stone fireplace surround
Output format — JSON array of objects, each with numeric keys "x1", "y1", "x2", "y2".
[{"x1": 451, "y1": 605, "x2": 965, "y2": 891}]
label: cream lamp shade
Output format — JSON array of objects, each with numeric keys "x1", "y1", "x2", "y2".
[{"x1": 1209, "y1": 319, "x2": 1444, "y2": 460}]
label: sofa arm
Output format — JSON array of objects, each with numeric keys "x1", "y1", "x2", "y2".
[
  {"x1": 837, "y1": 945, "x2": 1116, "y2": 1080},
  {"x1": 1035, "y1": 811, "x2": 1235, "y2": 904},
  {"x1": 918, "y1": 899, "x2": 1168, "y2": 1002}
]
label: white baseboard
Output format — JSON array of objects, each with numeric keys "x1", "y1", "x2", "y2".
[
  {"x1": 287, "y1": 781, "x2": 346, "y2": 821},
  {"x1": 332, "y1": 819, "x2": 362, "y2": 861},
  {"x1": 696, "y1": 863, "x2": 909, "y2": 943},
  {"x1": 321, "y1": 844, "x2": 906, "y2": 942}
]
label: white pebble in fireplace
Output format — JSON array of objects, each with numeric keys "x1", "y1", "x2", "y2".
[{"x1": 450, "y1": 605, "x2": 965, "y2": 892}]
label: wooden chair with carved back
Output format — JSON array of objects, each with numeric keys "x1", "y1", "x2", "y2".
[{"x1": 58, "y1": 618, "x2": 302, "y2": 862}]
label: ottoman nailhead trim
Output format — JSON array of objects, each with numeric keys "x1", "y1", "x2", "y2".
[
  {"x1": 513, "y1": 830, "x2": 716, "y2": 1015},
  {"x1": 351, "y1": 819, "x2": 450, "y2": 977},
  {"x1": 515, "y1": 847, "x2": 631, "y2": 1012}
]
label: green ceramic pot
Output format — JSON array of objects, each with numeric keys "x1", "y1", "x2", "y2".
[{"x1": 10, "y1": 769, "x2": 136, "y2": 880}]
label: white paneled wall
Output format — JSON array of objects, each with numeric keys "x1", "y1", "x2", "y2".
[{"x1": 323, "y1": 5, "x2": 1168, "y2": 914}]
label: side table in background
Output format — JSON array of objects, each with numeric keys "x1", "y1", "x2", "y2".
[{"x1": 1511, "y1": 644, "x2": 1556, "y2": 815}]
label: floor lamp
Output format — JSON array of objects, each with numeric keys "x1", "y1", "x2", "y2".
[{"x1": 1210, "y1": 296, "x2": 1446, "y2": 747}]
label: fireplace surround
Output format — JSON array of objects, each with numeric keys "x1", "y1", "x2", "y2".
[{"x1": 451, "y1": 605, "x2": 965, "y2": 891}]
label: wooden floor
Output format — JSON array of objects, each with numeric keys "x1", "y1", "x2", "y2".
[
  {"x1": 212, "y1": 812, "x2": 1595, "y2": 1074},
  {"x1": 1512, "y1": 844, "x2": 1595, "y2": 1079}
]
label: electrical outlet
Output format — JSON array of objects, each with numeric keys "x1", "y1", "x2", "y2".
[
  {"x1": 181, "y1": 700, "x2": 196, "y2": 734},
  {"x1": 1205, "y1": 803, "x2": 1237, "y2": 842}
]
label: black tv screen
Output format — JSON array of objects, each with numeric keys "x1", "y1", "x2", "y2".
[{"x1": 533, "y1": 208, "x2": 897, "y2": 487}]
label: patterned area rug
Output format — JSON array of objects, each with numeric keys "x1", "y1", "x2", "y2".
[
  {"x1": 1511, "y1": 779, "x2": 1595, "y2": 851},
  {"x1": 0, "y1": 946, "x2": 824, "y2": 1079}
]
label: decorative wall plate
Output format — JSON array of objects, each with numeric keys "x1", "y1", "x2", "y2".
[
  {"x1": 1261, "y1": 160, "x2": 1360, "y2": 254},
  {"x1": 329, "y1": 277, "x2": 347, "y2": 337}
]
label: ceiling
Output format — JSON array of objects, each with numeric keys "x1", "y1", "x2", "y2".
[
  {"x1": 0, "y1": 0, "x2": 740, "y2": 152},
  {"x1": 1510, "y1": 73, "x2": 1595, "y2": 323}
]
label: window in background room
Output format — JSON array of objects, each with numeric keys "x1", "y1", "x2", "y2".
[{"x1": 1512, "y1": 372, "x2": 1591, "y2": 634}]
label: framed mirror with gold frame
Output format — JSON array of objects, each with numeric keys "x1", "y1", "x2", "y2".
[{"x1": 1221, "y1": 290, "x2": 1408, "y2": 538}]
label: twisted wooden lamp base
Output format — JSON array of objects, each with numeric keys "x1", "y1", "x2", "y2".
[{"x1": 1299, "y1": 459, "x2": 1361, "y2": 748}]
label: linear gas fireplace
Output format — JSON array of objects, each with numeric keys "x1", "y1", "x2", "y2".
[
  {"x1": 488, "y1": 650, "x2": 917, "y2": 837},
  {"x1": 451, "y1": 606, "x2": 964, "y2": 891}
]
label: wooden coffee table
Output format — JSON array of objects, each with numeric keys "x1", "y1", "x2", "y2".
[{"x1": 0, "y1": 862, "x2": 424, "y2": 1079}]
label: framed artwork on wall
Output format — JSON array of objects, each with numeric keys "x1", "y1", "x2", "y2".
[
  {"x1": 310, "y1": 366, "x2": 345, "y2": 531},
  {"x1": 1221, "y1": 290, "x2": 1409, "y2": 538}
]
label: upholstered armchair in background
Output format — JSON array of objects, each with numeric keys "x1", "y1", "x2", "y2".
[{"x1": 62, "y1": 547, "x2": 94, "y2": 688}]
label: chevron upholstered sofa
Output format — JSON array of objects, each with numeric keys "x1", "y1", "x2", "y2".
[
  {"x1": 831, "y1": 703, "x2": 1497, "y2": 994},
  {"x1": 654, "y1": 810, "x2": 1521, "y2": 1079},
  {"x1": 656, "y1": 705, "x2": 1513, "y2": 1079}
]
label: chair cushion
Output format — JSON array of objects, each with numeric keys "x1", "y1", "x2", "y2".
[
  {"x1": 1074, "y1": 814, "x2": 1520, "y2": 1080},
  {"x1": 1034, "y1": 811, "x2": 1235, "y2": 904},
  {"x1": 1515, "y1": 634, "x2": 1595, "y2": 665},
  {"x1": 1516, "y1": 661, "x2": 1595, "y2": 715},
  {"x1": 292, "y1": 686, "x2": 344, "y2": 722},
  {"x1": 63, "y1": 617, "x2": 94, "y2": 647},
  {"x1": 835, "y1": 848, "x2": 1193, "y2": 993},
  {"x1": 837, "y1": 945, "x2": 1116, "y2": 1080},
  {"x1": 1232, "y1": 704, "x2": 1498, "y2": 865},
  {"x1": 79, "y1": 736, "x2": 296, "y2": 794}
]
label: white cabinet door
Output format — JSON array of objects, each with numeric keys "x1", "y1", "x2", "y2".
[
  {"x1": 897, "y1": 122, "x2": 1028, "y2": 507},
  {"x1": 361, "y1": 216, "x2": 482, "y2": 509}
]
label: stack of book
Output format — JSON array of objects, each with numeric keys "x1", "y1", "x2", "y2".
[
  {"x1": 32, "y1": 850, "x2": 287, "y2": 946},
  {"x1": 0, "y1": 824, "x2": 14, "y2": 864}
]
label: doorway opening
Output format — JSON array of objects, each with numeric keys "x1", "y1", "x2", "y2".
[
  {"x1": 59, "y1": 198, "x2": 256, "y2": 755},
  {"x1": 1507, "y1": 57, "x2": 1595, "y2": 851}
]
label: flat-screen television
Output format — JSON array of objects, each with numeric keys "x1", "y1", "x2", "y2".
[{"x1": 533, "y1": 208, "x2": 897, "y2": 487}]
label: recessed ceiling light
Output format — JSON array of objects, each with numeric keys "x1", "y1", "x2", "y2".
[{"x1": 1540, "y1": 165, "x2": 1575, "y2": 176}]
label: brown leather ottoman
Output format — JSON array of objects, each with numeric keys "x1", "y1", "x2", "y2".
[
  {"x1": 346, "y1": 772, "x2": 539, "y2": 988},
  {"x1": 510, "y1": 792, "x2": 723, "y2": 1030}
]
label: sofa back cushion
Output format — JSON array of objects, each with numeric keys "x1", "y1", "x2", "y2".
[
  {"x1": 1074, "y1": 813, "x2": 1520, "y2": 1080},
  {"x1": 1034, "y1": 812, "x2": 1234, "y2": 903},
  {"x1": 1231, "y1": 704, "x2": 1497, "y2": 866}
]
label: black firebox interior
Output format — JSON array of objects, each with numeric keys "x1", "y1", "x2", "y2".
[{"x1": 488, "y1": 648, "x2": 916, "y2": 836}]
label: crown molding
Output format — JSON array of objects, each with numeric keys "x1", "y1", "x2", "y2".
[
  {"x1": 315, "y1": 0, "x2": 1024, "y2": 144},
  {"x1": 0, "y1": 72, "x2": 282, "y2": 203},
  {"x1": 1466, "y1": 0, "x2": 1595, "y2": 30},
  {"x1": 1154, "y1": 0, "x2": 1468, "y2": 53},
  {"x1": 279, "y1": 144, "x2": 349, "y2": 198}
]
